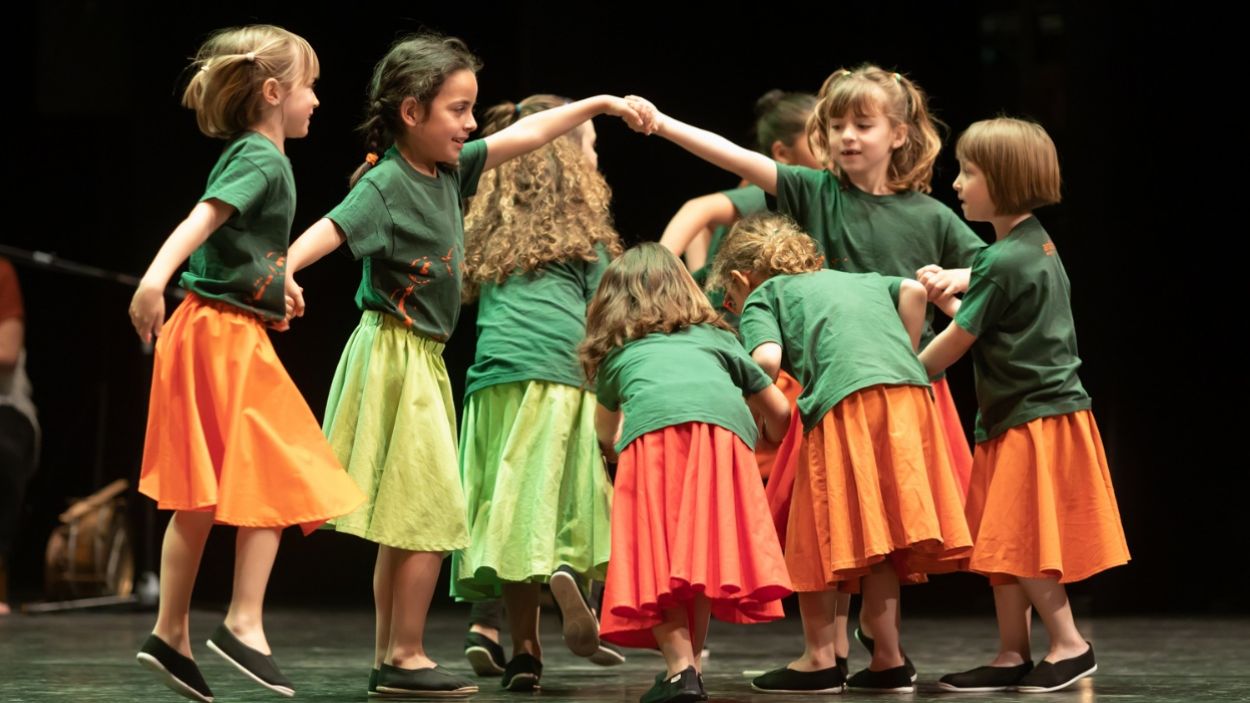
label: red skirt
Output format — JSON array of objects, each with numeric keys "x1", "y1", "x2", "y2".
[
  {"x1": 599, "y1": 422, "x2": 793, "y2": 649},
  {"x1": 139, "y1": 294, "x2": 364, "y2": 534}
]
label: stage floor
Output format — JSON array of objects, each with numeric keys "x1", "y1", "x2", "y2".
[{"x1": 1, "y1": 608, "x2": 1245, "y2": 702}]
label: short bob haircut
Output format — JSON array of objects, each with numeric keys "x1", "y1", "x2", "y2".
[{"x1": 955, "y1": 117, "x2": 1062, "y2": 215}]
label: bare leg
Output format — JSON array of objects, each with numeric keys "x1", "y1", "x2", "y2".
[
  {"x1": 688, "y1": 595, "x2": 712, "y2": 674},
  {"x1": 385, "y1": 549, "x2": 445, "y2": 670},
  {"x1": 501, "y1": 582, "x2": 542, "y2": 660},
  {"x1": 788, "y1": 590, "x2": 840, "y2": 671},
  {"x1": 152, "y1": 511, "x2": 215, "y2": 657},
  {"x1": 653, "y1": 606, "x2": 697, "y2": 677},
  {"x1": 860, "y1": 562, "x2": 904, "y2": 670},
  {"x1": 987, "y1": 582, "x2": 1032, "y2": 666},
  {"x1": 1018, "y1": 577, "x2": 1088, "y2": 663},
  {"x1": 372, "y1": 546, "x2": 394, "y2": 668},
  {"x1": 223, "y1": 527, "x2": 282, "y2": 654}
]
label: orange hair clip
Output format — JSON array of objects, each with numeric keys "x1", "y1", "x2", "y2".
[{"x1": 365, "y1": 152, "x2": 379, "y2": 166}]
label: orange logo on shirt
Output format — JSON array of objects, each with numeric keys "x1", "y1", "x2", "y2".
[
  {"x1": 391, "y1": 257, "x2": 434, "y2": 328},
  {"x1": 1042, "y1": 241, "x2": 1056, "y2": 256},
  {"x1": 252, "y1": 252, "x2": 286, "y2": 301}
]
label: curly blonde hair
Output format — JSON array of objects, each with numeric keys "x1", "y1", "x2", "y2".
[
  {"x1": 462, "y1": 94, "x2": 622, "y2": 301},
  {"x1": 806, "y1": 64, "x2": 944, "y2": 193},
  {"x1": 579, "y1": 243, "x2": 732, "y2": 382},
  {"x1": 706, "y1": 213, "x2": 824, "y2": 292}
]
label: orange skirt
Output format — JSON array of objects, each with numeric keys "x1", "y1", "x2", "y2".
[
  {"x1": 754, "y1": 370, "x2": 803, "y2": 481},
  {"x1": 138, "y1": 295, "x2": 364, "y2": 534},
  {"x1": 964, "y1": 410, "x2": 1130, "y2": 584},
  {"x1": 784, "y1": 384, "x2": 972, "y2": 592},
  {"x1": 932, "y1": 377, "x2": 973, "y2": 498},
  {"x1": 600, "y1": 422, "x2": 792, "y2": 649}
]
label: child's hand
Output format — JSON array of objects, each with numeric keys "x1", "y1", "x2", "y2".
[
  {"x1": 624, "y1": 95, "x2": 662, "y2": 135},
  {"x1": 128, "y1": 282, "x2": 166, "y2": 343},
  {"x1": 285, "y1": 275, "x2": 305, "y2": 320},
  {"x1": 932, "y1": 290, "x2": 961, "y2": 318},
  {"x1": 916, "y1": 265, "x2": 969, "y2": 301},
  {"x1": 603, "y1": 96, "x2": 645, "y2": 132}
]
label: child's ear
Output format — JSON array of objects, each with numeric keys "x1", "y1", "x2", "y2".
[
  {"x1": 400, "y1": 97, "x2": 426, "y2": 128},
  {"x1": 261, "y1": 77, "x2": 283, "y2": 106}
]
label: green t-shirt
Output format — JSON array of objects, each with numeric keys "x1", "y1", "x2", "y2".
[
  {"x1": 953, "y1": 217, "x2": 1091, "y2": 442},
  {"x1": 464, "y1": 244, "x2": 611, "y2": 397},
  {"x1": 326, "y1": 140, "x2": 488, "y2": 341},
  {"x1": 180, "y1": 131, "x2": 296, "y2": 320},
  {"x1": 596, "y1": 324, "x2": 773, "y2": 453},
  {"x1": 739, "y1": 270, "x2": 931, "y2": 431},
  {"x1": 773, "y1": 163, "x2": 986, "y2": 350},
  {"x1": 693, "y1": 186, "x2": 769, "y2": 325}
]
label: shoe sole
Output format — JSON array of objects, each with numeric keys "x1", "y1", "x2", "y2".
[
  {"x1": 588, "y1": 647, "x2": 626, "y2": 667},
  {"x1": 750, "y1": 683, "x2": 845, "y2": 694},
  {"x1": 848, "y1": 684, "x2": 915, "y2": 693},
  {"x1": 549, "y1": 571, "x2": 599, "y2": 657},
  {"x1": 375, "y1": 685, "x2": 479, "y2": 698},
  {"x1": 206, "y1": 639, "x2": 295, "y2": 697},
  {"x1": 937, "y1": 682, "x2": 1011, "y2": 692},
  {"x1": 1015, "y1": 664, "x2": 1097, "y2": 693},
  {"x1": 502, "y1": 673, "x2": 540, "y2": 691},
  {"x1": 136, "y1": 652, "x2": 214, "y2": 703},
  {"x1": 463, "y1": 646, "x2": 505, "y2": 676}
]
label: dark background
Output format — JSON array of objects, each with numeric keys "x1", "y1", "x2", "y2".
[{"x1": 4, "y1": 1, "x2": 1242, "y2": 616}]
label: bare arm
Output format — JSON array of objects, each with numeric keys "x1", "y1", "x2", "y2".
[
  {"x1": 627, "y1": 96, "x2": 779, "y2": 194},
  {"x1": 747, "y1": 384, "x2": 791, "y2": 444},
  {"x1": 750, "y1": 342, "x2": 784, "y2": 381},
  {"x1": 897, "y1": 279, "x2": 929, "y2": 352},
  {"x1": 918, "y1": 322, "x2": 977, "y2": 377},
  {"x1": 282, "y1": 218, "x2": 349, "y2": 321},
  {"x1": 595, "y1": 404, "x2": 623, "y2": 463},
  {"x1": 659, "y1": 193, "x2": 739, "y2": 259},
  {"x1": 483, "y1": 95, "x2": 642, "y2": 172},
  {"x1": 129, "y1": 199, "x2": 234, "y2": 342}
]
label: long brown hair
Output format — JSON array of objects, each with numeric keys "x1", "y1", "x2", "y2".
[
  {"x1": 462, "y1": 94, "x2": 622, "y2": 301},
  {"x1": 580, "y1": 243, "x2": 732, "y2": 382},
  {"x1": 806, "y1": 64, "x2": 944, "y2": 193}
]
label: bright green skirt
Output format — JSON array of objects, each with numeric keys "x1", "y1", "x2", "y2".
[
  {"x1": 452, "y1": 380, "x2": 612, "y2": 600},
  {"x1": 322, "y1": 312, "x2": 469, "y2": 552}
]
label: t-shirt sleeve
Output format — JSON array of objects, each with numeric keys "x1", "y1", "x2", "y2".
[
  {"x1": 724, "y1": 185, "x2": 768, "y2": 217},
  {"x1": 202, "y1": 154, "x2": 269, "y2": 217},
  {"x1": 582, "y1": 244, "x2": 611, "y2": 304},
  {"x1": 954, "y1": 254, "x2": 1010, "y2": 337},
  {"x1": 326, "y1": 181, "x2": 394, "y2": 260},
  {"x1": 717, "y1": 331, "x2": 774, "y2": 395},
  {"x1": 738, "y1": 286, "x2": 783, "y2": 354},
  {"x1": 885, "y1": 275, "x2": 904, "y2": 306},
  {"x1": 594, "y1": 350, "x2": 621, "y2": 411},
  {"x1": 456, "y1": 139, "x2": 489, "y2": 199}
]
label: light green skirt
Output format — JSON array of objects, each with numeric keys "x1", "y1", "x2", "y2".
[
  {"x1": 451, "y1": 380, "x2": 612, "y2": 601},
  {"x1": 322, "y1": 312, "x2": 469, "y2": 552}
]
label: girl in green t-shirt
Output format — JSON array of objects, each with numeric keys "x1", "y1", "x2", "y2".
[
  {"x1": 921, "y1": 118, "x2": 1129, "y2": 694},
  {"x1": 451, "y1": 94, "x2": 625, "y2": 690},
  {"x1": 282, "y1": 34, "x2": 646, "y2": 699},
  {"x1": 659, "y1": 89, "x2": 820, "y2": 286},
  {"x1": 128, "y1": 25, "x2": 366, "y2": 703},
  {"x1": 625, "y1": 65, "x2": 982, "y2": 686},
  {"x1": 580, "y1": 243, "x2": 793, "y2": 703},
  {"x1": 710, "y1": 214, "x2": 972, "y2": 694}
]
